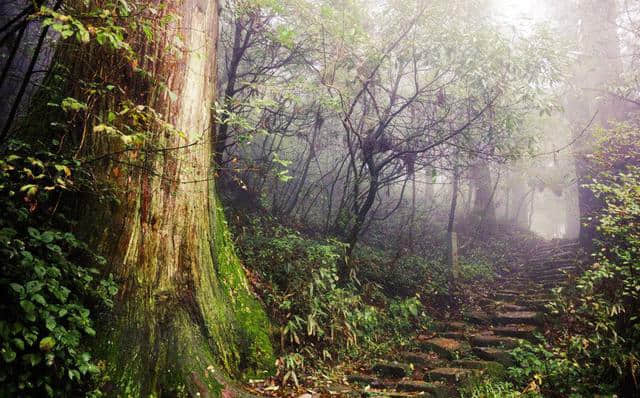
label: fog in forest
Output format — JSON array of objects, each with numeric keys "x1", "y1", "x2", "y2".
[{"x1": 1, "y1": 0, "x2": 639, "y2": 396}]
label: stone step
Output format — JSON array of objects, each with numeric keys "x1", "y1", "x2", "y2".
[
  {"x1": 530, "y1": 271, "x2": 571, "y2": 280},
  {"x1": 348, "y1": 375, "x2": 455, "y2": 397},
  {"x1": 398, "y1": 352, "x2": 447, "y2": 368},
  {"x1": 418, "y1": 337, "x2": 468, "y2": 359},
  {"x1": 529, "y1": 260, "x2": 577, "y2": 270},
  {"x1": 465, "y1": 311, "x2": 490, "y2": 325},
  {"x1": 472, "y1": 347, "x2": 515, "y2": 367},
  {"x1": 492, "y1": 324, "x2": 538, "y2": 341},
  {"x1": 361, "y1": 391, "x2": 418, "y2": 398},
  {"x1": 530, "y1": 276, "x2": 567, "y2": 286},
  {"x1": 528, "y1": 266, "x2": 577, "y2": 278},
  {"x1": 347, "y1": 374, "x2": 379, "y2": 385},
  {"x1": 491, "y1": 288, "x2": 521, "y2": 295},
  {"x1": 492, "y1": 311, "x2": 542, "y2": 325},
  {"x1": 540, "y1": 281, "x2": 567, "y2": 289},
  {"x1": 433, "y1": 321, "x2": 467, "y2": 332},
  {"x1": 514, "y1": 298, "x2": 549, "y2": 311},
  {"x1": 451, "y1": 359, "x2": 505, "y2": 377},
  {"x1": 471, "y1": 335, "x2": 520, "y2": 349},
  {"x1": 492, "y1": 292, "x2": 522, "y2": 302},
  {"x1": 498, "y1": 303, "x2": 530, "y2": 312},
  {"x1": 425, "y1": 367, "x2": 474, "y2": 383},
  {"x1": 439, "y1": 331, "x2": 467, "y2": 340},
  {"x1": 383, "y1": 380, "x2": 455, "y2": 396},
  {"x1": 372, "y1": 361, "x2": 412, "y2": 378}
]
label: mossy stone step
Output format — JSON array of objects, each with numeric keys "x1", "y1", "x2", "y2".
[
  {"x1": 514, "y1": 298, "x2": 549, "y2": 311},
  {"x1": 452, "y1": 359, "x2": 505, "y2": 377},
  {"x1": 539, "y1": 281, "x2": 567, "y2": 290},
  {"x1": 495, "y1": 289, "x2": 523, "y2": 295},
  {"x1": 362, "y1": 391, "x2": 426, "y2": 398},
  {"x1": 372, "y1": 361, "x2": 413, "y2": 378},
  {"x1": 433, "y1": 321, "x2": 467, "y2": 331},
  {"x1": 465, "y1": 311, "x2": 490, "y2": 325},
  {"x1": 472, "y1": 347, "x2": 515, "y2": 367},
  {"x1": 425, "y1": 367, "x2": 474, "y2": 383},
  {"x1": 492, "y1": 324, "x2": 538, "y2": 341},
  {"x1": 492, "y1": 292, "x2": 522, "y2": 302},
  {"x1": 398, "y1": 352, "x2": 447, "y2": 368},
  {"x1": 351, "y1": 377, "x2": 455, "y2": 398},
  {"x1": 347, "y1": 374, "x2": 380, "y2": 386},
  {"x1": 361, "y1": 391, "x2": 419, "y2": 398},
  {"x1": 499, "y1": 303, "x2": 530, "y2": 312},
  {"x1": 439, "y1": 331, "x2": 466, "y2": 340},
  {"x1": 529, "y1": 268, "x2": 575, "y2": 279},
  {"x1": 471, "y1": 335, "x2": 520, "y2": 349},
  {"x1": 418, "y1": 337, "x2": 468, "y2": 359},
  {"x1": 382, "y1": 380, "x2": 456, "y2": 395},
  {"x1": 492, "y1": 311, "x2": 542, "y2": 325}
]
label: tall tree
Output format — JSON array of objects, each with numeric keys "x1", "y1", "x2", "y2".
[{"x1": 56, "y1": 0, "x2": 275, "y2": 395}]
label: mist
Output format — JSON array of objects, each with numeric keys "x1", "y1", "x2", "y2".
[{"x1": 1, "y1": 0, "x2": 639, "y2": 396}]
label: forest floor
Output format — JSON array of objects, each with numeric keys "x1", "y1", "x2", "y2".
[{"x1": 245, "y1": 239, "x2": 581, "y2": 398}]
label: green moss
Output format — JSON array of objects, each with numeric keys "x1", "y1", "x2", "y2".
[
  {"x1": 97, "y1": 302, "x2": 227, "y2": 397},
  {"x1": 94, "y1": 189, "x2": 274, "y2": 396},
  {"x1": 211, "y1": 193, "x2": 276, "y2": 377}
]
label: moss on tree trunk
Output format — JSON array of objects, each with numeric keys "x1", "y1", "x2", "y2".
[{"x1": 77, "y1": 0, "x2": 274, "y2": 395}]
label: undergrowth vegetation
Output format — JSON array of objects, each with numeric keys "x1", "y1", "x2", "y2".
[
  {"x1": 233, "y1": 214, "x2": 506, "y2": 386},
  {"x1": 0, "y1": 140, "x2": 116, "y2": 396}
]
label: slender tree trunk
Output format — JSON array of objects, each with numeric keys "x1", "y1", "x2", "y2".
[
  {"x1": 283, "y1": 108, "x2": 322, "y2": 216},
  {"x1": 470, "y1": 161, "x2": 496, "y2": 233},
  {"x1": 214, "y1": 16, "x2": 253, "y2": 170},
  {"x1": 447, "y1": 167, "x2": 459, "y2": 270},
  {"x1": 80, "y1": 1, "x2": 273, "y2": 395},
  {"x1": 408, "y1": 174, "x2": 416, "y2": 251},
  {"x1": 345, "y1": 158, "x2": 378, "y2": 261}
]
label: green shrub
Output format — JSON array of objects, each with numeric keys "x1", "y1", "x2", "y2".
[
  {"x1": 461, "y1": 379, "x2": 539, "y2": 398},
  {"x1": 238, "y1": 222, "x2": 371, "y2": 380},
  {"x1": 459, "y1": 250, "x2": 496, "y2": 283},
  {"x1": 354, "y1": 248, "x2": 450, "y2": 297},
  {"x1": 237, "y1": 219, "x2": 432, "y2": 383},
  {"x1": 0, "y1": 140, "x2": 117, "y2": 396},
  {"x1": 508, "y1": 339, "x2": 587, "y2": 396}
]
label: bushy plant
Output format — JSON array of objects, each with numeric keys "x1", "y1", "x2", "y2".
[
  {"x1": 461, "y1": 379, "x2": 539, "y2": 398},
  {"x1": 508, "y1": 339, "x2": 586, "y2": 396},
  {"x1": 0, "y1": 140, "x2": 117, "y2": 396},
  {"x1": 237, "y1": 218, "x2": 432, "y2": 384},
  {"x1": 238, "y1": 221, "x2": 378, "y2": 382},
  {"x1": 354, "y1": 247, "x2": 450, "y2": 297}
]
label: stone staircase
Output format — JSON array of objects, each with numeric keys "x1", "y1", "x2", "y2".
[{"x1": 342, "y1": 240, "x2": 582, "y2": 397}]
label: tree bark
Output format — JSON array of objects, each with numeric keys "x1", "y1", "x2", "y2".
[
  {"x1": 80, "y1": 0, "x2": 273, "y2": 395},
  {"x1": 470, "y1": 161, "x2": 496, "y2": 234},
  {"x1": 447, "y1": 167, "x2": 459, "y2": 269}
]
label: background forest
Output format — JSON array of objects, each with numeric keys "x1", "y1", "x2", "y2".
[{"x1": 0, "y1": 0, "x2": 639, "y2": 397}]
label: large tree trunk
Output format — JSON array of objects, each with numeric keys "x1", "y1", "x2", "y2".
[{"x1": 80, "y1": 0, "x2": 273, "y2": 395}]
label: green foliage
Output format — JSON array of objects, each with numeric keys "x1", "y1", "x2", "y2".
[
  {"x1": 236, "y1": 218, "x2": 430, "y2": 384},
  {"x1": 459, "y1": 252, "x2": 496, "y2": 283},
  {"x1": 354, "y1": 247, "x2": 450, "y2": 297},
  {"x1": 508, "y1": 339, "x2": 586, "y2": 396},
  {"x1": 239, "y1": 221, "x2": 367, "y2": 378},
  {"x1": 461, "y1": 379, "x2": 538, "y2": 398},
  {"x1": 0, "y1": 141, "x2": 116, "y2": 396}
]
